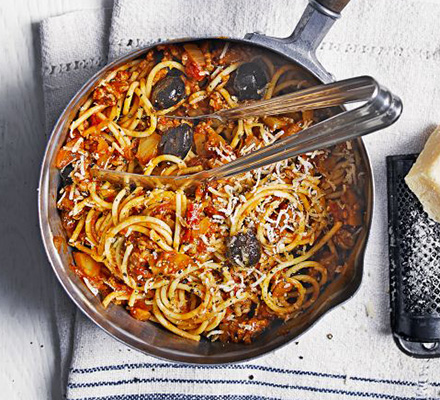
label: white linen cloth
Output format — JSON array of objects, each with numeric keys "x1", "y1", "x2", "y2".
[{"x1": 40, "y1": 0, "x2": 440, "y2": 399}]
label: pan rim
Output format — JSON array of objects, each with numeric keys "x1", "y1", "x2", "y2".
[{"x1": 38, "y1": 36, "x2": 374, "y2": 364}]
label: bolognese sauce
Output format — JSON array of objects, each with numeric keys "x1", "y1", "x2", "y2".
[{"x1": 55, "y1": 40, "x2": 364, "y2": 343}]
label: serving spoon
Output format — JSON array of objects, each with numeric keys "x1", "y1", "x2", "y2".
[{"x1": 92, "y1": 76, "x2": 402, "y2": 191}]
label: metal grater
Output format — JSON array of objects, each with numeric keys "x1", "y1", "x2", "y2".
[{"x1": 387, "y1": 155, "x2": 440, "y2": 358}]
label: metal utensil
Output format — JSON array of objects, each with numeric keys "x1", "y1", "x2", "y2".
[
  {"x1": 164, "y1": 75, "x2": 377, "y2": 122},
  {"x1": 92, "y1": 76, "x2": 401, "y2": 191}
]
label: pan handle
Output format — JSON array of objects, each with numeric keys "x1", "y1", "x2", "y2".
[
  {"x1": 284, "y1": 0, "x2": 353, "y2": 52},
  {"x1": 245, "y1": 0, "x2": 352, "y2": 82},
  {"x1": 283, "y1": 0, "x2": 344, "y2": 51},
  {"x1": 315, "y1": 0, "x2": 351, "y2": 14}
]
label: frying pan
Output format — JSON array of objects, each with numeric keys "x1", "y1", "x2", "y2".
[{"x1": 39, "y1": 0, "x2": 375, "y2": 363}]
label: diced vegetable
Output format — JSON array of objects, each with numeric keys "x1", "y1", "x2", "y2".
[
  {"x1": 55, "y1": 148, "x2": 76, "y2": 169},
  {"x1": 186, "y1": 203, "x2": 202, "y2": 227},
  {"x1": 262, "y1": 116, "x2": 288, "y2": 130},
  {"x1": 194, "y1": 131, "x2": 208, "y2": 156},
  {"x1": 130, "y1": 307, "x2": 151, "y2": 321},
  {"x1": 198, "y1": 217, "x2": 211, "y2": 236},
  {"x1": 207, "y1": 130, "x2": 226, "y2": 148},
  {"x1": 284, "y1": 122, "x2": 303, "y2": 136},
  {"x1": 302, "y1": 110, "x2": 314, "y2": 122},
  {"x1": 185, "y1": 61, "x2": 206, "y2": 81},
  {"x1": 184, "y1": 44, "x2": 206, "y2": 66},
  {"x1": 137, "y1": 133, "x2": 160, "y2": 164},
  {"x1": 73, "y1": 252, "x2": 102, "y2": 278},
  {"x1": 153, "y1": 251, "x2": 193, "y2": 274}
]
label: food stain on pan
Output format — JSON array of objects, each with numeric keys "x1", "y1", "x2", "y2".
[{"x1": 53, "y1": 235, "x2": 67, "y2": 254}]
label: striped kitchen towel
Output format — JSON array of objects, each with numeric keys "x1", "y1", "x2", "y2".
[{"x1": 40, "y1": 0, "x2": 440, "y2": 399}]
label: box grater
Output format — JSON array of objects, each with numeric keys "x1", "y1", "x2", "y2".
[{"x1": 387, "y1": 154, "x2": 440, "y2": 358}]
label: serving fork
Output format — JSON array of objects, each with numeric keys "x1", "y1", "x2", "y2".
[{"x1": 92, "y1": 76, "x2": 402, "y2": 190}]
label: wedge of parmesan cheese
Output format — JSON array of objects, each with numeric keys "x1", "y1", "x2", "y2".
[{"x1": 405, "y1": 125, "x2": 440, "y2": 223}]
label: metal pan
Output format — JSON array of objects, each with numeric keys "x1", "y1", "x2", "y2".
[{"x1": 39, "y1": 0, "x2": 374, "y2": 363}]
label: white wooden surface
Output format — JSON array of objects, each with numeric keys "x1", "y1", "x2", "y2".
[
  {"x1": 1, "y1": 0, "x2": 439, "y2": 399},
  {"x1": 0, "y1": 2, "x2": 109, "y2": 399}
]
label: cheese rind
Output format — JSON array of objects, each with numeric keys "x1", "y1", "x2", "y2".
[{"x1": 405, "y1": 125, "x2": 440, "y2": 223}]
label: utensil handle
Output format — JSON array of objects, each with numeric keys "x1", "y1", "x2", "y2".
[
  {"x1": 315, "y1": 0, "x2": 351, "y2": 14},
  {"x1": 217, "y1": 76, "x2": 376, "y2": 120},
  {"x1": 209, "y1": 77, "x2": 402, "y2": 179}
]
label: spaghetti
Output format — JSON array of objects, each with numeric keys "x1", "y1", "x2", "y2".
[{"x1": 56, "y1": 41, "x2": 364, "y2": 343}]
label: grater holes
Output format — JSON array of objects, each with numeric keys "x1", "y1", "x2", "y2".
[{"x1": 394, "y1": 168, "x2": 440, "y2": 317}]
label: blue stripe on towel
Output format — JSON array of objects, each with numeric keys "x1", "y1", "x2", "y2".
[
  {"x1": 74, "y1": 395, "x2": 283, "y2": 400},
  {"x1": 70, "y1": 362, "x2": 421, "y2": 388},
  {"x1": 67, "y1": 376, "x2": 421, "y2": 400}
]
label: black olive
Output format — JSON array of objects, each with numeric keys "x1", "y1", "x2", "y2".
[
  {"x1": 154, "y1": 50, "x2": 164, "y2": 64},
  {"x1": 247, "y1": 302, "x2": 257, "y2": 318},
  {"x1": 159, "y1": 124, "x2": 193, "y2": 159},
  {"x1": 198, "y1": 76, "x2": 209, "y2": 89},
  {"x1": 314, "y1": 107, "x2": 340, "y2": 123},
  {"x1": 219, "y1": 131, "x2": 228, "y2": 141},
  {"x1": 209, "y1": 41, "x2": 222, "y2": 53},
  {"x1": 60, "y1": 164, "x2": 74, "y2": 186},
  {"x1": 151, "y1": 74, "x2": 186, "y2": 110},
  {"x1": 167, "y1": 68, "x2": 184, "y2": 78},
  {"x1": 232, "y1": 61, "x2": 268, "y2": 101},
  {"x1": 226, "y1": 230, "x2": 262, "y2": 268}
]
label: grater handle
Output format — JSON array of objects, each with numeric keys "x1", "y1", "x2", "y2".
[{"x1": 395, "y1": 336, "x2": 440, "y2": 358}]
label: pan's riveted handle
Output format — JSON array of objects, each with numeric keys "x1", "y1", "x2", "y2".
[
  {"x1": 245, "y1": 0, "x2": 352, "y2": 83},
  {"x1": 315, "y1": 0, "x2": 351, "y2": 14}
]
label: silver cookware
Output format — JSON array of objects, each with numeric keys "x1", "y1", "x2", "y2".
[{"x1": 39, "y1": 0, "x2": 378, "y2": 363}]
